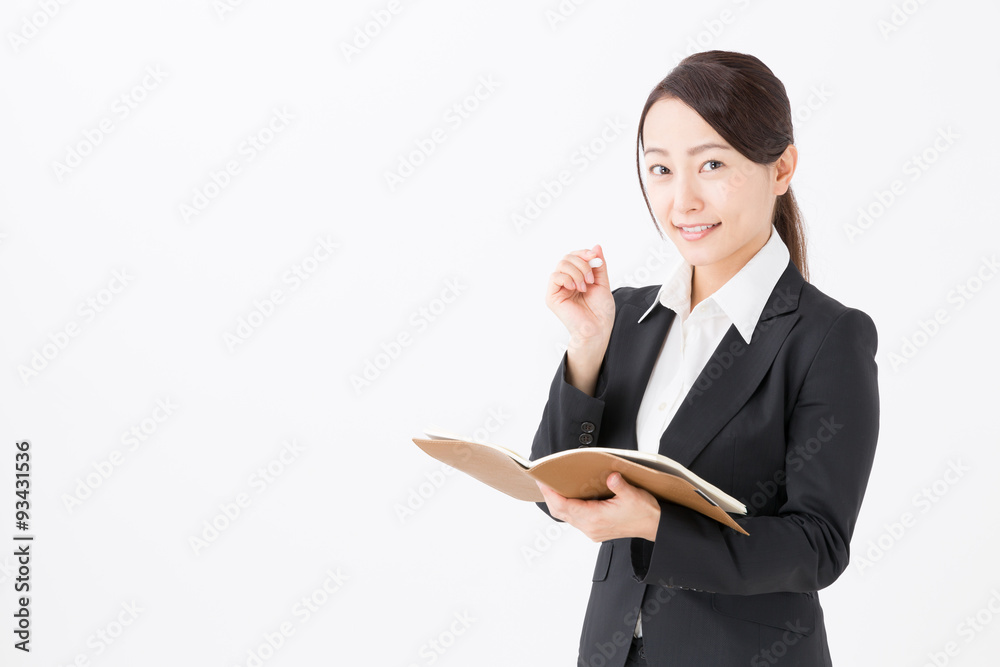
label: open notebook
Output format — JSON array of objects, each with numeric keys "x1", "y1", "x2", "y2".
[{"x1": 413, "y1": 426, "x2": 748, "y2": 535}]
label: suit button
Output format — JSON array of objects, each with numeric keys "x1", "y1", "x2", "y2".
[
  {"x1": 581, "y1": 421, "x2": 595, "y2": 433},
  {"x1": 578, "y1": 433, "x2": 593, "y2": 445}
]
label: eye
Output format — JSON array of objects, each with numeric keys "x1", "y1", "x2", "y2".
[
  {"x1": 649, "y1": 165, "x2": 669, "y2": 176},
  {"x1": 702, "y1": 160, "x2": 724, "y2": 171}
]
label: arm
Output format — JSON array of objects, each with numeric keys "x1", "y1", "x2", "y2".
[
  {"x1": 630, "y1": 308, "x2": 880, "y2": 595},
  {"x1": 529, "y1": 345, "x2": 608, "y2": 522},
  {"x1": 529, "y1": 292, "x2": 622, "y2": 521}
]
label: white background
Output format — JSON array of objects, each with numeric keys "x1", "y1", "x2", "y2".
[{"x1": 2, "y1": 0, "x2": 999, "y2": 665}]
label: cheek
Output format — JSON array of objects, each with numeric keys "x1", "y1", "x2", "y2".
[
  {"x1": 647, "y1": 188, "x2": 672, "y2": 215},
  {"x1": 722, "y1": 169, "x2": 771, "y2": 211},
  {"x1": 714, "y1": 172, "x2": 765, "y2": 219},
  {"x1": 715, "y1": 174, "x2": 745, "y2": 208}
]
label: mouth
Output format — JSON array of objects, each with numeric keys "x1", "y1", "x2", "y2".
[{"x1": 674, "y1": 222, "x2": 721, "y2": 240}]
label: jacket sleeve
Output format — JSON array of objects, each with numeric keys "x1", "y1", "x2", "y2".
[
  {"x1": 630, "y1": 307, "x2": 880, "y2": 595},
  {"x1": 528, "y1": 289, "x2": 623, "y2": 521}
]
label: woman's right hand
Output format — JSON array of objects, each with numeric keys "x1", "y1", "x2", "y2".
[{"x1": 545, "y1": 244, "x2": 615, "y2": 350}]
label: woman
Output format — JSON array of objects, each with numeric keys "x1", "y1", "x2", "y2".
[{"x1": 530, "y1": 50, "x2": 879, "y2": 666}]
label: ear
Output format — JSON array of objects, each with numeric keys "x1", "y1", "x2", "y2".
[{"x1": 773, "y1": 144, "x2": 797, "y2": 196}]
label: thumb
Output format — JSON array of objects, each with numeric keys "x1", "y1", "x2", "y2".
[
  {"x1": 607, "y1": 472, "x2": 630, "y2": 493},
  {"x1": 589, "y1": 244, "x2": 609, "y2": 287}
]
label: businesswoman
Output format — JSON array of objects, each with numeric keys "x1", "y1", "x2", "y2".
[{"x1": 530, "y1": 50, "x2": 879, "y2": 666}]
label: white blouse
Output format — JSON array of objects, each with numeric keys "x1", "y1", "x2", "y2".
[{"x1": 630, "y1": 223, "x2": 791, "y2": 636}]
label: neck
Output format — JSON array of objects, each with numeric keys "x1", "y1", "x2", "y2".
[
  {"x1": 690, "y1": 267, "x2": 726, "y2": 312},
  {"x1": 689, "y1": 227, "x2": 772, "y2": 311}
]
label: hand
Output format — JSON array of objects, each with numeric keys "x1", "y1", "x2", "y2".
[
  {"x1": 545, "y1": 245, "x2": 615, "y2": 350},
  {"x1": 536, "y1": 473, "x2": 661, "y2": 542}
]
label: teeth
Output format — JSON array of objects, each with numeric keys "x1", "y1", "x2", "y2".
[{"x1": 680, "y1": 223, "x2": 718, "y2": 233}]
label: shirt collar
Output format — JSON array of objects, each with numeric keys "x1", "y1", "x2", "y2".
[{"x1": 635, "y1": 224, "x2": 790, "y2": 344}]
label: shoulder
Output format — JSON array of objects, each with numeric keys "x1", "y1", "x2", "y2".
[
  {"x1": 609, "y1": 284, "x2": 659, "y2": 311},
  {"x1": 795, "y1": 280, "x2": 878, "y2": 354}
]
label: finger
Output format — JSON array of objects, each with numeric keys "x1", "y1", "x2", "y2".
[
  {"x1": 536, "y1": 481, "x2": 561, "y2": 506},
  {"x1": 546, "y1": 270, "x2": 579, "y2": 298},
  {"x1": 537, "y1": 485, "x2": 569, "y2": 521},
  {"x1": 589, "y1": 244, "x2": 609, "y2": 288},
  {"x1": 571, "y1": 243, "x2": 610, "y2": 287},
  {"x1": 539, "y1": 482, "x2": 574, "y2": 507},
  {"x1": 556, "y1": 257, "x2": 590, "y2": 293},
  {"x1": 539, "y1": 483, "x2": 589, "y2": 519},
  {"x1": 570, "y1": 249, "x2": 604, "y2": 287}
]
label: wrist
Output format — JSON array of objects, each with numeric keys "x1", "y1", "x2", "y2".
[
  {"x1": 568, "y1": 335, "x2": 609, "y2": 356},
  {"x1": 643, "y1": 504, "x2": 661, "y2": 542}
]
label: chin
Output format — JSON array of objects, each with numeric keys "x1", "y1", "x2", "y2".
[
  {"x1": 668, "y1": 226, "x2": 728, "y2": 261},
  {"x1": 679, "y1": 251, "x2": 721, "y2": 268}
]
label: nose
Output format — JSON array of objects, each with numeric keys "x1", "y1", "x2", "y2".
[{"x1": 671, "y1": 173, "x2": 703, "y2": 217}]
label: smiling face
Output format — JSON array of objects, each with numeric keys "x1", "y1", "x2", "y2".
[{"x1": 641, "y1": 96, "x2": 794, "y2": 284}]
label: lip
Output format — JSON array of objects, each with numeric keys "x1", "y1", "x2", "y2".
[{"x1": 674, "y1": 222, "x2": 721, "y2": 241}]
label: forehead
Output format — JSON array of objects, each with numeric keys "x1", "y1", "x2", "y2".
[{"x1": 642, "y1": 97, "x2": 723, "y2": 148}]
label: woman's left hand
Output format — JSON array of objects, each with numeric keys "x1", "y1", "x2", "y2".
[{"x1": 536, "y1": 473, "x2": 661, "y2": 542}]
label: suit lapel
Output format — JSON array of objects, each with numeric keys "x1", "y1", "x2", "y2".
[
  {"x1": 599, "y1": 300, "x2": 676, "y2": 452},
  {"x1": 657, "y1": 259, "x2": 804, "y2": 467}
]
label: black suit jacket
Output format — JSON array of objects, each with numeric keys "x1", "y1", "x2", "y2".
[{"x1": 530, "y1": 259, "x2": 879, "y2": 666}]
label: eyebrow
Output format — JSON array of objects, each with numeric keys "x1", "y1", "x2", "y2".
[{"x1": 643, "y1": 142, "x2": 733, "y2": 157}]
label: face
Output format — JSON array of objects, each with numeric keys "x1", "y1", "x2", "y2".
[{"x1": 641, "y1": 96, "x2": 794, "y2": 277}]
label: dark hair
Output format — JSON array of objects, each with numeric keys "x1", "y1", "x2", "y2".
[{"x1": 635, "y1": 50, "x2": 809, "y2": 282}]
